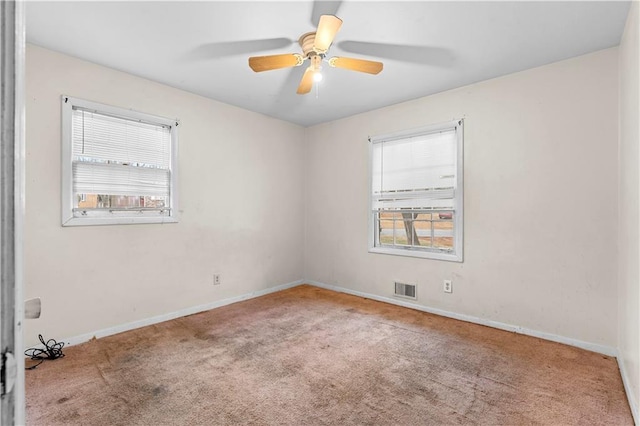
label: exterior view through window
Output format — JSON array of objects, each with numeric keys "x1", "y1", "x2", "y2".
[
  {"x1": 61, "y1": 96, "x2": 179, "y2": 226},
  {"x1": 369, "y1": 120, "x2": 463, "y2": 261}
]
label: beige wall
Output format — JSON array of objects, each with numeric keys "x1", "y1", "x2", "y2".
[
  {"x1": 619, "y1": 1, "x2": 640, "y2": 421},
  {"x1": 304, "y1": 48, "x2": 619, "y2": 349},
  {"x1": 24, "y1": 45, "x2": 305, "y2": 347}
]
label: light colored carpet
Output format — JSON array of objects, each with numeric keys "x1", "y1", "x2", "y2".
[{"x1": 25, "y1": 284, "x2": 632, "y2": 425}]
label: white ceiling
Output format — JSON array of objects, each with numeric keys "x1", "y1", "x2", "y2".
[{"x1": 26, "y1": 1, "x2": 630, "y2": 127}]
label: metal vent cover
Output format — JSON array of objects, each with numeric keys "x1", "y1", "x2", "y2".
[{"x1": 394, "y1": 282, "x2": 416, "y2": 299}]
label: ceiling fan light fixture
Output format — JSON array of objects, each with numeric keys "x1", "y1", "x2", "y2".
[{"x1": 247, "y1": 15, "x2": 384, "y2": 95}]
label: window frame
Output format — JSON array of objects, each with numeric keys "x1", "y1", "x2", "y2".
[
  {"x1": 368, "y1": 119, "x2": 464, "y2": 262},
  {"x1": 61, "y1": 95, "x2": 179, "y2": 226}
]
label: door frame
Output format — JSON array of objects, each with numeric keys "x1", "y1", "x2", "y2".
[{"x1": 1, "y1": 0, "x2": 25, "y2": 424}]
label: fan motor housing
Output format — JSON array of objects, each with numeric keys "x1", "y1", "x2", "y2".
[{"x1": 299, "y1": 32, "x2": 326, "y2": 57}]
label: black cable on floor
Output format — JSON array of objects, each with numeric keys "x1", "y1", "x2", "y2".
[{"x1": 24, "y1": 334, "x2": 65, "y2": 370}]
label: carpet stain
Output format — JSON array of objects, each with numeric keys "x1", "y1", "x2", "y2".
[
  {"x1": 25, "y1": 285, "x2": 633, "y2": 425},
  {"x1": 193, "y1": 332, "x2": 217, "y2": 342}
]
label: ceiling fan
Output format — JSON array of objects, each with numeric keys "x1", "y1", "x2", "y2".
[{"x1": 248, "y1": 15, "x2": 383, "y2": 95}]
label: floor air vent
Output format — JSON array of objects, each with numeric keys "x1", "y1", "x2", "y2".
[{"x1": 394, "y1": 282, "x2": 416, "y2": 299}]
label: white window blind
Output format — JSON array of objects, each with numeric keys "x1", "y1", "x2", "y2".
[
  {"x1": 372, "y1": 129, "x2": 457, "y2": 211},
  {"x1": 71, "y1": 108, "x2": 171, "y2": 198}
]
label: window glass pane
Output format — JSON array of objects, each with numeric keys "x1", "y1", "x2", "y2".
[
  {"x1": 378, "y1": 212, "x2": 400, "y2": 245},
  {"x1": 414, "y1": 214, "x2": 432, "y2": 247},
  {"x1": 379, "y1": 211, "x2": 395, "y2": 241},
  {"x1": 434, "y1": 211, "x2": 454, "y2": 250},
  {"x1": 76, "y1": 194, "x2": 168, "y2": 209},
  {"x1": 393, "y1": 220, "x2": 409, "y2": 246},
  {"x1": 375, "y1": 210, "x2": 454, "y2": 251}
]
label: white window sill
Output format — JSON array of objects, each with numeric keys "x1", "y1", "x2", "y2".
[
  {"x1": 369, "y1": 246, "x2": 462, "y2": 262},
  {"x1": 62, "y1": 216, "x2": 178, "y2": 227}
]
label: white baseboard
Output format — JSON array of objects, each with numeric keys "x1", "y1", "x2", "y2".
[
  {"x1": 59, "y1": 279, "x2": 305, "y2": 348},
  {"x1": 618, "y1": 353, "x2": 639, "y2": 425},
  {"x1": 59, "y1": 278, "x2": 617, "y2": 356},
  {"x1": 306, "y1": 280, "x2": 618, "y2": 357}
]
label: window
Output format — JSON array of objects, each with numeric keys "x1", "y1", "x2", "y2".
[
  {"x1": 369, "y1": 119, "x2": 463, "y2": 261},
  {"x1": 61, "y1": 96, "x2": 179, "y2": 226}
]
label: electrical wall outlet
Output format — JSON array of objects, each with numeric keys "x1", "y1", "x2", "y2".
[
  {"x1": 213, "y1": 274, "x2": 221, "y2": 285},
  {"x1": 443, "y1": 279, "x2": 452, "y2": 293}
]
